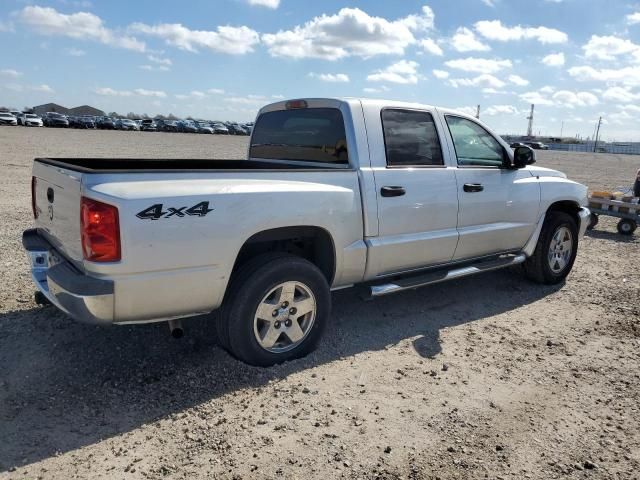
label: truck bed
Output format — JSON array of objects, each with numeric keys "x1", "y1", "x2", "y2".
[{"x1": 35, "y1": 157, "x2": 348, "y2": 173}]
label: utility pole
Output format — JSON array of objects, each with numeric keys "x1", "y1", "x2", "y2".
[
  {"x1": 560, "y1": 121, "x2": 564, "y2": 139},
  {"x1": 593, "y1": 116, "x2": 602, "y2": 153},
  {"x1": 526, "y1": 104, "x2": 534, "y2": 137},
  {"x1": 476, "y1": 105, "x2": 480, "y2": 119}
]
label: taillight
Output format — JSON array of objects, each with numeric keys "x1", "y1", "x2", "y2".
[{"x1": 80, "y1": 197, "x2": 121, "y2": 262}]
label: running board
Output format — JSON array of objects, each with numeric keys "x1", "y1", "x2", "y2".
[{"x1": 369, "y1": 253, "x2": 526, "y2": 298}]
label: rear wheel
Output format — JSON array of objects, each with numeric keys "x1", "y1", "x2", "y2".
[
  {"x1": 524, "y1": 211, "x2": 578, "y2": 284},
  {"x1": 587, "y1": 213, "x2": 599, "y2": 230},
  {"x1": 217, "y1": 254, "x2": 330, "y2": 366},
  {"x1": 617, "y1": 219, "x2": 637, "y2": 235}
]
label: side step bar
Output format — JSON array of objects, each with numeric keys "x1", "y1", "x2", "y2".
[{"x1": 369, "y1": 253, "x2": 526, "y2": 298}]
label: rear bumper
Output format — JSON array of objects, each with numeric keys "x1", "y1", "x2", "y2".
[{"x1": 22, "y1": 229, "x2": 114, "y2": 325}]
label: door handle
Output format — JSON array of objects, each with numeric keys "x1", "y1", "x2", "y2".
[
  {"x1": 463, "y1": 183, "x2": 484, "y2": 193},
  {"x1": 380, "y1": 186, "x2": 406, "y2": 197}
]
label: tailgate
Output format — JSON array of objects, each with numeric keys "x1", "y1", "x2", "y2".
[{"x1": 32, "y1": 160, "x2": 84, "y2": 265}]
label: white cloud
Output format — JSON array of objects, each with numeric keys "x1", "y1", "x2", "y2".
[
  {"x1": 140, "y1": 64, "x2": 170, "y2": 72},
  {"x1": 568, "y1": 65, "x2": 640, "y2": 87},
  {"x1": 65, "y1": 47, "x2": 86, "y2": 56},
  {"x1": 262, "y1": 5, "x2": 434, "y2": 60},
  {"x1": 308, "y1": 72, "x2": 350, "y2": 82},
  {"x1": 520, "y1": 90, "x2": 555, "y2": 105},
  {"x1": 508, "y1": 74, "x2": 529, "y2": 86},
  {"x1": 485, "y1": 105, "x2": 518, "y2": 116},
  {"x1": 552, "y1": 90, "x2": 598, "y2": 108},
  {"x1": 451, "y1": 27, "x2": 490, "y2": 52},
  {"x1": 95, "y1": 87, "x2": 133, "y2": 97},
  {"x1": 0, "y1": 69, "x2": 22, "y2": 78},
  {"x1": 602, "y1": 86, "x2": 640, "y2": 103},
  {"x1": 32, "y1": 84, "x2": 54, "y2": 93},
  {"x1": 367, "y1": 60, "x2": 420, "y2": 84},
  {"x1": 19, "y1": 6, "x2": 145, "y2": 52},
  {"x1": 95, "y1": 87, "x2": 166, "y2": 98},
  {"x1": 147, "y1": 55, "x2": 172, "y2": 66},
  {"x1": 581, "y1": 35, "x2": 640, "y2": 61},
  {"x1": 248, "y1": 0, "x2": 280, "y2": 8},
  {"x1": 130, "y1": 22, "x2": 259, "y2": 55},
  {"x1": 225, "y1": 96, "x2": 268, "y2": 105},
  {"x1": 444, "y1": 57, "x2": 512, "y2": 73},
  {"x1": 420, "y1": 38, "x2": 443, "y2": 56},
  {"x1": 474, "y1": 20, "x2": 568, "y2": 44},
  {"x1": 208, "y1": 88, "x2": 225, "y2": 94},
  {"x1": 134, "y1": 88, "x2": 167, "y2": 98},
  {"x1": 449, "y1": 74, "x2": 506, "y2": 89},
  {"x1": 627, "y1": 12, "x2": 640, "y2": 25},
  {"x1": 432, "y1": 69, "x2": 449, "y2": 79},
  {"x1": 453, "y1": 106, "x2": 478, "y2": 116},
  {"x1": 542, "y1": 52, "x2": 565, "y2": 66}
]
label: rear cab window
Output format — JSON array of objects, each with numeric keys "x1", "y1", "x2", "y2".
[
  {"x1": 250, "y1": 108, "x2": 349, "y2": 166},
  {"x1": 381, "y1": 109, "x2": 444, "y2": 167}
]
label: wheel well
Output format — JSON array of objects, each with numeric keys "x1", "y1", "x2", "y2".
[
  {"x1": 547, "y1": 200, "x2": 581, "y2": 225},
  {"x1": 233, "y1": 227, "x2": 336, "y2": 284}
]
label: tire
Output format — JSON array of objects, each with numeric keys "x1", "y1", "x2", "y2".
[
  {"x1": 217, "y1": 253, "x2": 331, "y2": 366},
  {"x1": 617, "y1": 219, "x2": 637, "y2": 235},
  {"x1": 523, "y1": 211, "x2": 579, "y2": 285},
  {"x1": 587, "y1": 213, "x2": 599, "y2": 230}
]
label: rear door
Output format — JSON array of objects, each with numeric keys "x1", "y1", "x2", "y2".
[
  {"x1": 442, "y1": 114, "x2": 540, "y2": 260},
  {"x1": 32, "y1": 160, "x2": 84, "y2": 265},
  {"x1": 363, "y1": 107, "x2": 459, "y2": 278}
]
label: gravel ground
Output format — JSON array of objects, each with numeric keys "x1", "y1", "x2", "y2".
[{"x1": 1, "y1": 127, "x2": 639, "y2": 480}]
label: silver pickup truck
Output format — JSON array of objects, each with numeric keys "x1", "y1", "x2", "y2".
[{"x1": 23, "y1": 98, "x2": 590, "y2": 366}]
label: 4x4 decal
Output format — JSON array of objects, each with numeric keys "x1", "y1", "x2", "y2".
[{"x1": 136, "y1": 201, "x2": 213, "y2": 220}]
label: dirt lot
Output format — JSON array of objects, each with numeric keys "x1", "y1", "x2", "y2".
[{"x1": 1, "y1": 127, "x2": 639, "y2": 480}]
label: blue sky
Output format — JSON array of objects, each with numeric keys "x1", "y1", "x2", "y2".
[{"x1": 1, "y1": 0, "x2": 640, "y2": 140}]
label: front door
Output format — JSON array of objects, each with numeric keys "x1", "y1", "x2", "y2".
[{"x1": 443, "y1": 115, "x2": 540, "y2": 260}]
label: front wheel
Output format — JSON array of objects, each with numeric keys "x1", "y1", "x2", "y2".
[
  {"x1": 217, "y1": 254, "x2": 331, "y2": 366},
  {"x1": 523, "y1": 211, "x2": 579, "y2": 284}
]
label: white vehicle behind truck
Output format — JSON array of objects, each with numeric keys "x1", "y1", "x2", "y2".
[{"x1": 23, "y1": 98, "x2": 590, "y2": 366}]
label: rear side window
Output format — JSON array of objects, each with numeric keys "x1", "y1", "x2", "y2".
[
  {"x1": 250, "y1": 108, "x2": 348, "y2": 165},
  {"x1": 381, "y1": 109, "x2": 444, "y2": 166}
]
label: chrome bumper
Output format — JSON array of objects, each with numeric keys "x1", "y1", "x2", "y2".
[
  {"x1": 22, "y1": 229, "x2": 114, "y2": 325},
  {"x1": 578, "y1": 207, "x2": 591, "y2": 238}
]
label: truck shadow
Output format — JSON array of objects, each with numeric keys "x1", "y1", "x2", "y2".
[
  {"x1": 585, "y1": 228, "x2": 638, "y2": 243},
  {"x1": 0, "y1": 269, "x2": 560, "y2": 471}
]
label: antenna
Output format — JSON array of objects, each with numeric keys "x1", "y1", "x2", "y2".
[
  {"x1": 526, "y1": 104, "x2": 534, "y2": 137},
  {"x1": 476, "y1": 105, "x2": 480, "y2": 119}
]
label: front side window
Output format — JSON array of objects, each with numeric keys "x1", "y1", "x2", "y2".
[
  {"x1": 381, "y1": 109, "x2": 444, "y2": 167},
  {"x1": 250, "y1": 108, "x2": 348, "y2": 165},
  {"x1": 445, "y1": 116, "x2": 505, "y2": 167}
]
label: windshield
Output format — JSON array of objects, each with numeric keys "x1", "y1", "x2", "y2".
[{"x1": 26, "y1": 114, "x2": 38, "y2": 118}]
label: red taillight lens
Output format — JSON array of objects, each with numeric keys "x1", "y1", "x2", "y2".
[
  {"x1": 81, "y1": 197, "x2": 121, "y2": 262},
  {"x1": 31, "y1": 176, "x2": 38, "y2": 219}
]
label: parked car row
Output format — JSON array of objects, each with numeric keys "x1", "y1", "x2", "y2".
[
  {"x1": 0, "y1": 111, "x2": 254, "y2": 135},
  {"x1": 510, "y1": 141, "x2": 550, "y2": 150}
]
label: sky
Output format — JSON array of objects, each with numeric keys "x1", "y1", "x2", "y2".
[{"x1": 1, "y1": 0, "x2": 640, "y2": 140}]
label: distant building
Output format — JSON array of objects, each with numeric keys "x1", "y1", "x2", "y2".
[
  {"x1": 32, "y1": 103, "x2": 105, "y2": 117},
  {"x1": 68, "y1": 105, "x2": 105, "y2": 117},
  {"x1": 32, "y1": 103, "x2": 69, "y2": 116}
]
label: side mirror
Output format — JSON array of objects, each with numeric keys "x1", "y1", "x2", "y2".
[{"x1": 513, "y1": 146, "x2": 536, "y2": 168}]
